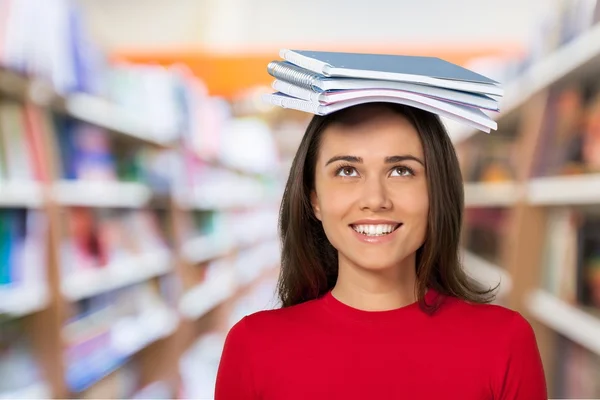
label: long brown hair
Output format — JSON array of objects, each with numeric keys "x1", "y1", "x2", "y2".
[{"x1": 277, "y1": 102, "x2": 496, "y2": 312}]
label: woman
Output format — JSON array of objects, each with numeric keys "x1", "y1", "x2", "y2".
[{"x1": 215, "y1": 102, "x2": 547, "y2": 399}]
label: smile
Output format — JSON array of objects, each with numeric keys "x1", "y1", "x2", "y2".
[{"x1": 350, "y1": 224, "x2": 401, "y2": 237}]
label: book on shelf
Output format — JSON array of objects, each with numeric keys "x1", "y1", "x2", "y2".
[
  {"x1": 541, "y1": 210, "x2": 600, "y2": 313},
  {"x1": 0, "y1": 320, "x2": 47, "y2": 396},
  {"x1": 60, "y1": 208, "x2": 169, "y2": 277},
  {"x1": 0, "y1": 209, "x2": 47, "y2": 289},
  {"x1": 463, "y1": 207, "x2": 509, "y2": 266},
  {"x1": 554, "y1": 335, "x2": 600, "y2": 398},
  {"x1": 63, "y1": 281, "x2": 174, "y2": 393},
  {"x1": 262, "y1": 49, "x2": 503, "y2": 133},
  {"x1": 0, "y1": 101, "x2": 37, "y2": 182},
  {"x1": 532, "y1": 84, "x2": 600, "y2": 178}
]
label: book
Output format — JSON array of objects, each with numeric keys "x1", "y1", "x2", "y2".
[
  {"x1": 263, "y1": 92, "x2": 497, "y2": 133},
  {"x1": 269, "y1": 62, "x2": 499, "y2": 111},
  {"x1": 278, "y1": 49, "x2": 503, "y2": 96},
  {"x1": 263, "y1": 49, "x2": 502, "y2": 133}
]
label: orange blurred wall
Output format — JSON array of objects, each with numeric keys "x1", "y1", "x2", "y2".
[{"x1": 112, "y1": 44, "x2": 523, "y2": 98}]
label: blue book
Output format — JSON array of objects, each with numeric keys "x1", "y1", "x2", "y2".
[{"x1": 279, "y1": 49, "x2": 503, "y2": 97}]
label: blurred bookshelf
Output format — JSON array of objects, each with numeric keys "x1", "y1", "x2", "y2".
[
  {"x1": 0, "y1": 1, "x2": 283, "y2": 399},
  {"x1": 457, "y1": 1, "x2": 600, "y2": 397}
]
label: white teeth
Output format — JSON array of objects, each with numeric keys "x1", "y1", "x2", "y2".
[{"x1": 352, "y1": 224, "x2": 398, "y2": 236}]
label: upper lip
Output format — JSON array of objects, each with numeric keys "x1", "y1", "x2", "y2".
[{"x1": 349, "y1": 219, "x2": 402, "y2": 225}]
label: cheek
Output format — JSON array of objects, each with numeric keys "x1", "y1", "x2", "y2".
[
  {"x1": 315, "y1": 186, "x2": 354, "y2": 241},
  {"x1": 393, "y1": 184, "x2": 429, "y2": 228},
  {"x1": 394, "y1": 182, "x2": 428, "y2": 209},
  {"x1": 318, "y1": 186, "x2": 353, "y2": 222}
]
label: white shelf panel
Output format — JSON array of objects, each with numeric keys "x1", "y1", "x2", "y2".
[
  {"x1": 451, "y1": 23, "x2": 600, "y2": 144},
  {"x1": 53, "y1": 180, "x2": 152, "y2": 208},
  {"x1": 462, "y1": 251, "x2": 512, "y2": 298},
  {"x1": 464, "y1": 182, "x2": 521, "y2": 207},
  {"x1": 181, "y1": 235, "x2": 236, "y2": 265},
  {"x1": 0, "y1": 283, "x2": 49, "y2": 317},
  {"x1": 181, "y1": 232, "x2": 278, "y2": 265},
  {"x1": 527, "y1": 289, "x2": 600, "y2": 357},
  {"x1": 179, "y1": 267, "x2": 237, "y2": 320},
  {"x1": 65, "y1": 93, "x2": 178, "y2": 147},
  {"x1": 62, "y1": 249, "x2": 172, "y2": 301},
  {"x1": 109, "y1": 307, "x2": 180, "y2": 356},
  {"x1": 0, "y1": 182, "x2": 44, "y2": 207},
  {"x1": 0, "y1": 381, "x2": 52, "y2": 399},
  {"x1": 527, "y1": 174, "x2": 600, "y2": 205}
]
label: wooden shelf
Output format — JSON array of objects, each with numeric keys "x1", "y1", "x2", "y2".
[
  {"x1": 0, "y1": 68, "x2": 64, "y2": 109},
  {"x1": 0, "y1": 381, "x2": 52, "y2": 400},
  {"x1": 61, "y1": 249, "x2": 172, "y2": 301},
  {"x1": 0, "y1": 283, "x2": 49, "y2": 317},
  {"x1": 451, "y1": 23, "x2": 600, "y2": 144},
  {"x1": 0, "y1": 182, "x2": 44, "y2": 208},
  {"x1": 527, "y1": 173, "x2": 600, "y2": 206},
  {"x1": 52, "y1": 180, "x2": 153, "y2": 208},
  {"x1": 527, "y1": 289, "x2": 600, "y2": 357},
  {"x1": 462, "y1": 251, "x2": 512, "y2": 298},
  {"x1": 0, "y1": 68, "x2": 177, "y2": 148},
  {"x1": 464, "y1": 181, "x2": 521, "y2": 207}
]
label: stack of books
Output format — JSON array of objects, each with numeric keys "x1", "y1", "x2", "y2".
[{"x1": 262, "y1": 49, "x2": 503, "y2": 133}]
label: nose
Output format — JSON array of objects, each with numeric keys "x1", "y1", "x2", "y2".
[{"x1": 358, "y1": 176, "x2": 393, "y2": 211}]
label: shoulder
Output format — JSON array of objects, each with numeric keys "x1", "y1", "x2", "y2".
[
  {"x1": 439, "y1": 299, "x2": 547, "y2": 398},
  {"x1": 441, "y1": 296, "x2": 526, "y2": 326},
  {"x1": 440, "y1": 296, "x2": 539, "y2": 349}
]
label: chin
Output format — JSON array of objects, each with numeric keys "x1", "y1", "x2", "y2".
[{"x1": 349, "y1": 255, "x2": 406, "y2": 272}]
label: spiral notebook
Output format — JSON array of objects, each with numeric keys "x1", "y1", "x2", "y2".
[
  {"x1": 268, "y1": 65, "x2": 499, "y2": 111},
  {"x1": 278, "y1": 49, "x2": 503, "y2": 97}
]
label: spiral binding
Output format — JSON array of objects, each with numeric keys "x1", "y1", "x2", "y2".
[{"x1": 267, "y1": 61, "x2": 319, "y2": 90}]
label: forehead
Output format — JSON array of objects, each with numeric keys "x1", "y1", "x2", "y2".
[{"x1": 318, "y1": 112, "x2": 424, "y2": 159}]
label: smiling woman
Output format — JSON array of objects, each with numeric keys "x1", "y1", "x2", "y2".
[{"x1": 215, "y1": 103, "x2": 548, "y2": 400}]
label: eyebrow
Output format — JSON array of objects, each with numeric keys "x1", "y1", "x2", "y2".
[{"x1": 325, "y1": 154, "x2": 425, "y2": 166}]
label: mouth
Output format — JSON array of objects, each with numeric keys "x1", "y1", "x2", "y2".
[{"x1": 349, "y1": 223, "x2": 402, "y2": 237}]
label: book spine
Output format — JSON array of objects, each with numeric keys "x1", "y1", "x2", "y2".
[
  {"x1": 271, "y1": 80, "x2": 321, "y2": 102},
  {"x1": 267, "y1": 61, "x2": 319, "y2": 91},
  {"x1": 279, "y1": 49, "x2": 331, "y2": 75}
]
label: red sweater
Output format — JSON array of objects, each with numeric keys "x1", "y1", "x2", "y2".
[{"x1": 215, "y1": 289, "x2": 547, "y2": 400}]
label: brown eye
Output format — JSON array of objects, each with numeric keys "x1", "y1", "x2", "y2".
[
  {"x1": 391, "y1": 166, "x2": 414, "y2": 177},
  {"x1": 336, "y1": 166, "x2": 358, "y2": 177}
]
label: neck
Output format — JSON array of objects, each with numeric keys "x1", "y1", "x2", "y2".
[{"x1": 331, "y1": 253, "x2": 418, "y2": 311}]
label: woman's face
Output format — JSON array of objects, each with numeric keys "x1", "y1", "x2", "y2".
[{"x1": 311, "y1": 112, "x2": 429, "y2": 273}]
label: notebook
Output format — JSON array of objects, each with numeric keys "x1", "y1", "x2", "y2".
[
  {"x1": 279, "y1": 49, "x2": 503, "y2": 97},
  {"x1": 262, "y1": 92, "x2": 497, "y2": 133},
  {"x1": 271, "y1": 76, "x2": 499, "y2": 111}
]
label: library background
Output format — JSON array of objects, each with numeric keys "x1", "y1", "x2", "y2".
[{"x1": 0, "y1": 0, "x2": 599, "y2": 398}]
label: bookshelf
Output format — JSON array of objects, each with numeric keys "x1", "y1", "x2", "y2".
[
  {"x1": 0, "y1": 18, "x2": 283, "y2": 400},
  {"x1": 458, "y1": 9, "x2": 600, "y2": 398},
  {"x1": 0, "y1": 68, "x2": 282, "y2": 398},
  {"x1": 451, "y1": 20, "x2": 600, "y2": 144}
]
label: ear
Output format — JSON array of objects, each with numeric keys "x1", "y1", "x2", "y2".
[{"x1": 310, "y1": 190, "x2": 322, "y2": 221}]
